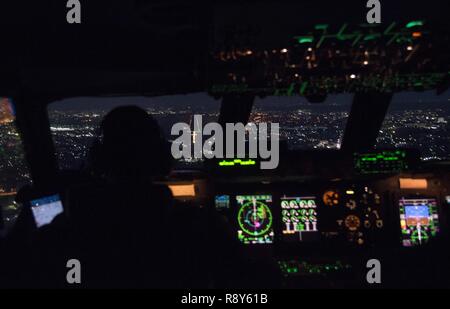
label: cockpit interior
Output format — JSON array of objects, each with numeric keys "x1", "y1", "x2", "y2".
[{"x1": 0, "y1": 0, "x2": 449, "y2": 289}]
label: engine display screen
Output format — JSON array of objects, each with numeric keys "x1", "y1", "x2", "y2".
[
  {"x1": 399, "y1": 198, "x2": 439, "y2": 247},
  {"x1": 236, "y1": 195, "x2": 274, "y2": 244},
  {"x1": 281, "y1": 196, "x2": 319, "y2": 242}
]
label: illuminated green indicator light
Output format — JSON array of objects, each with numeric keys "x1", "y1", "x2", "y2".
[
  {"x1": 406, "y1": 21, "x2": 424, "y2": 28},
  {"x1": 219, "y1": 159, "x2": 256, "y2": 166},
  {"x1": 364, "y1": 33, "x2": 380, "y2": 41},
  {"x1": 361, "y1": 157, "x2": 377, "y2": 161},
  {"x1": 297, "y1": 36, "x2": 314, "y2": 44},
  {"x1": 385, "y1": 157, "x2": 399, "y2": 161}
]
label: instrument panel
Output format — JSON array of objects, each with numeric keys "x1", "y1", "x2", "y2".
[
  {"x1": 320, "y1": 185, "x2": 384, "y2": 246},
  {"x1": 166, "y1": 170, "x2": 450, "y2": 286},
  {"x1": 214, "y1": 183, "x2": 387, "y2": 249},
  {"x1": 210, "y1": 174, "x2": 449, "y2": 253}
]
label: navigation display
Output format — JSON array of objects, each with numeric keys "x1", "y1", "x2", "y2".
[
  {"x1": 399, "y1": 198, "x2": 439, "y2": 247},
  {"x1": 280, "y1": 196, "x2": 319, "y2": 242},
  {"x1": 236, "y1": 195, "x2": 274, "y2": 244}
]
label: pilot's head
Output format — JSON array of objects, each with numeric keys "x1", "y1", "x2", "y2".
[{"x1": 90, "y1": 105, "x2": 172, "y2": 183}]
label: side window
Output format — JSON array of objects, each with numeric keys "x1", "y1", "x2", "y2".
[{"x1": 0, "y1": 98, "x2": 31, "y2": 233}]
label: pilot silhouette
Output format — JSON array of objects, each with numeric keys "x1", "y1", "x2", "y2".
[
  {"x1": 66, "y1": 105, "x2": 176, "y2": 287},
  {"x1": 87, "y1": 105, "x2": 172, "y2": 183}
]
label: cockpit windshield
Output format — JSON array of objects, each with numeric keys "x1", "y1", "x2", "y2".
[
  {"x1": 48, "y1": 93, "x2": 221, "y2": 170},
  {"x1": 376, "y1": 90, "x2": 450, "y2": 161},
  {"x1": 249, "y1": 94, "x2": 353, "y2": 150},
  {"x1": 48, "y1": 90, "x2": 450, "y2": 171}
]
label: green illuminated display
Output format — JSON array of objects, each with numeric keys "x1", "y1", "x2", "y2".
[
  {"x1": 278, "y1": 260, "x2": 351, "y2": 276},
  {"x1": 218, "y1": 159, "x2": 256, "y2": 167},
  {"x1": 355, "y1": 150, "x2": 408, "y2": 174},
  {"x1": 281, "y1": 196, "x2": 319, "y2": 242},
  {"x1": 236, "y1": 195, "x2": 274, "y2": 244}
]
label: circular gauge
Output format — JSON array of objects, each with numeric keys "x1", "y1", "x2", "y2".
[
  {"x1": 346, "y1": 199, "x2": 357, "y2": 210},
  {"x1": 344, "y1": 215, "x2": 361, "y2": 231},
  {"x1": 307, "y1": 199, "x2": 316, "y2": 208},
  {"x1": 323, "y1": 190, "x2": 339, "y2": 206},
  {"x1": 281, "y1": 200, "x2": 289, "y2": 208},
  {"x1": 238, "y1": 200, "x2": 273, "y2": 237},
  {"x1": 376, "y1": 220, "x2": 383, "y2": 228},
  {"x1": 291, "y1": 200, "x2": 300, "y2": 208}
]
